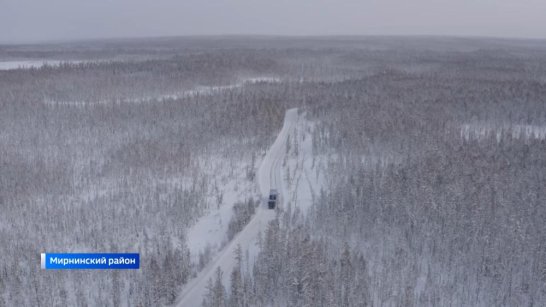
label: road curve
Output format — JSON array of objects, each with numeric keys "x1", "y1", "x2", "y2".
[{"x1": 175, "y1": 108, "x2": 298, "y2": 307}]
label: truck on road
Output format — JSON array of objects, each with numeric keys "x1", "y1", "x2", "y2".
[{"x1": 268, "y1": 189, "x2": 278, "y2": 209}]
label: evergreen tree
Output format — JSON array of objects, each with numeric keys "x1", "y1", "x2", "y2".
[
  {"x1": 230, "y1": 244, "x2": 245, "y2": 307},
  {"x1": 212, "y1": 267, "x2": 227, "y2": 307}
]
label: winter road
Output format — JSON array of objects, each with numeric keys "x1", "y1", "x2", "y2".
[{"x1": 175, "y1": 108, "x2": 298, "y2": 306}]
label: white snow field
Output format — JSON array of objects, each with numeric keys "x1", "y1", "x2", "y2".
[
  {"x1": 282, "y1": 114, "x2": 327, "y2": 215},
  {"x1": 175, "y1": 108, "x2": 298, "y2": 307},
  {"x1": 0, "y1": 59, "x2": 96, "y2": 70},
  {"x1": 184, "y1": 155, "x2": 259, "y2": 265},
  {"x1": 42, "y1": 76, "x2": 281, "y2": 106},
  {"x1": 461, "y1": 123, "x2": 546, "y2": 142},
  {"x1": 0, "y1": 60, "x2": 64, "y2": 70}
]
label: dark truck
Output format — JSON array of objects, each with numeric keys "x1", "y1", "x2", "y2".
[{"x1": 268, "y1": 189, "x2": 278, "y2": 209}]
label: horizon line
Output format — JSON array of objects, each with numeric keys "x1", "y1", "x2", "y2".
[{"x1": 2, "y1": 33, "x2": 546, "y2": 47}]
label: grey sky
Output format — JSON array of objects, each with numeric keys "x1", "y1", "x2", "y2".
[{"x1": 1, "y1": 0, "x2": 545, "y2": 43}]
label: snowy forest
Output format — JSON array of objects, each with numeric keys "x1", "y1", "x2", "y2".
[{"x1": 0, "y1": 37, "x2": 545, "y2": 306}]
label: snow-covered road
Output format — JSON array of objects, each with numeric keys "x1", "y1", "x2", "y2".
[{"x1": 175, "y1": 108, "x2": 298, "y2": 307}]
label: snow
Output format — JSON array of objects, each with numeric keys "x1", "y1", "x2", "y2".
[
  {"x1": 461, "y1": 123, "x2": 546, "y2": 142},
  {"x1": 0, "y1": 60, "x2": 90, "y2": 70},
  {"x1": 0, "y1": 60, "x2": 62, "y2": 70},
  {"x1": 282, "y1": 114, "x2": 327, "y2": 215},
  {"x1": 42, "y1": 76, "x2": 282, "y2": 106},
  {"x1": 185, "y1": 156, "x2": 257, "y2": 264},
  {"x1": 175, "y1": 108, "x2": 298, "y2": 307}
]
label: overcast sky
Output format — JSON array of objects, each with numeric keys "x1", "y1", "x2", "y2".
[{"x1": 1, "y1": 0, "x2": 545, "y2": 43}]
